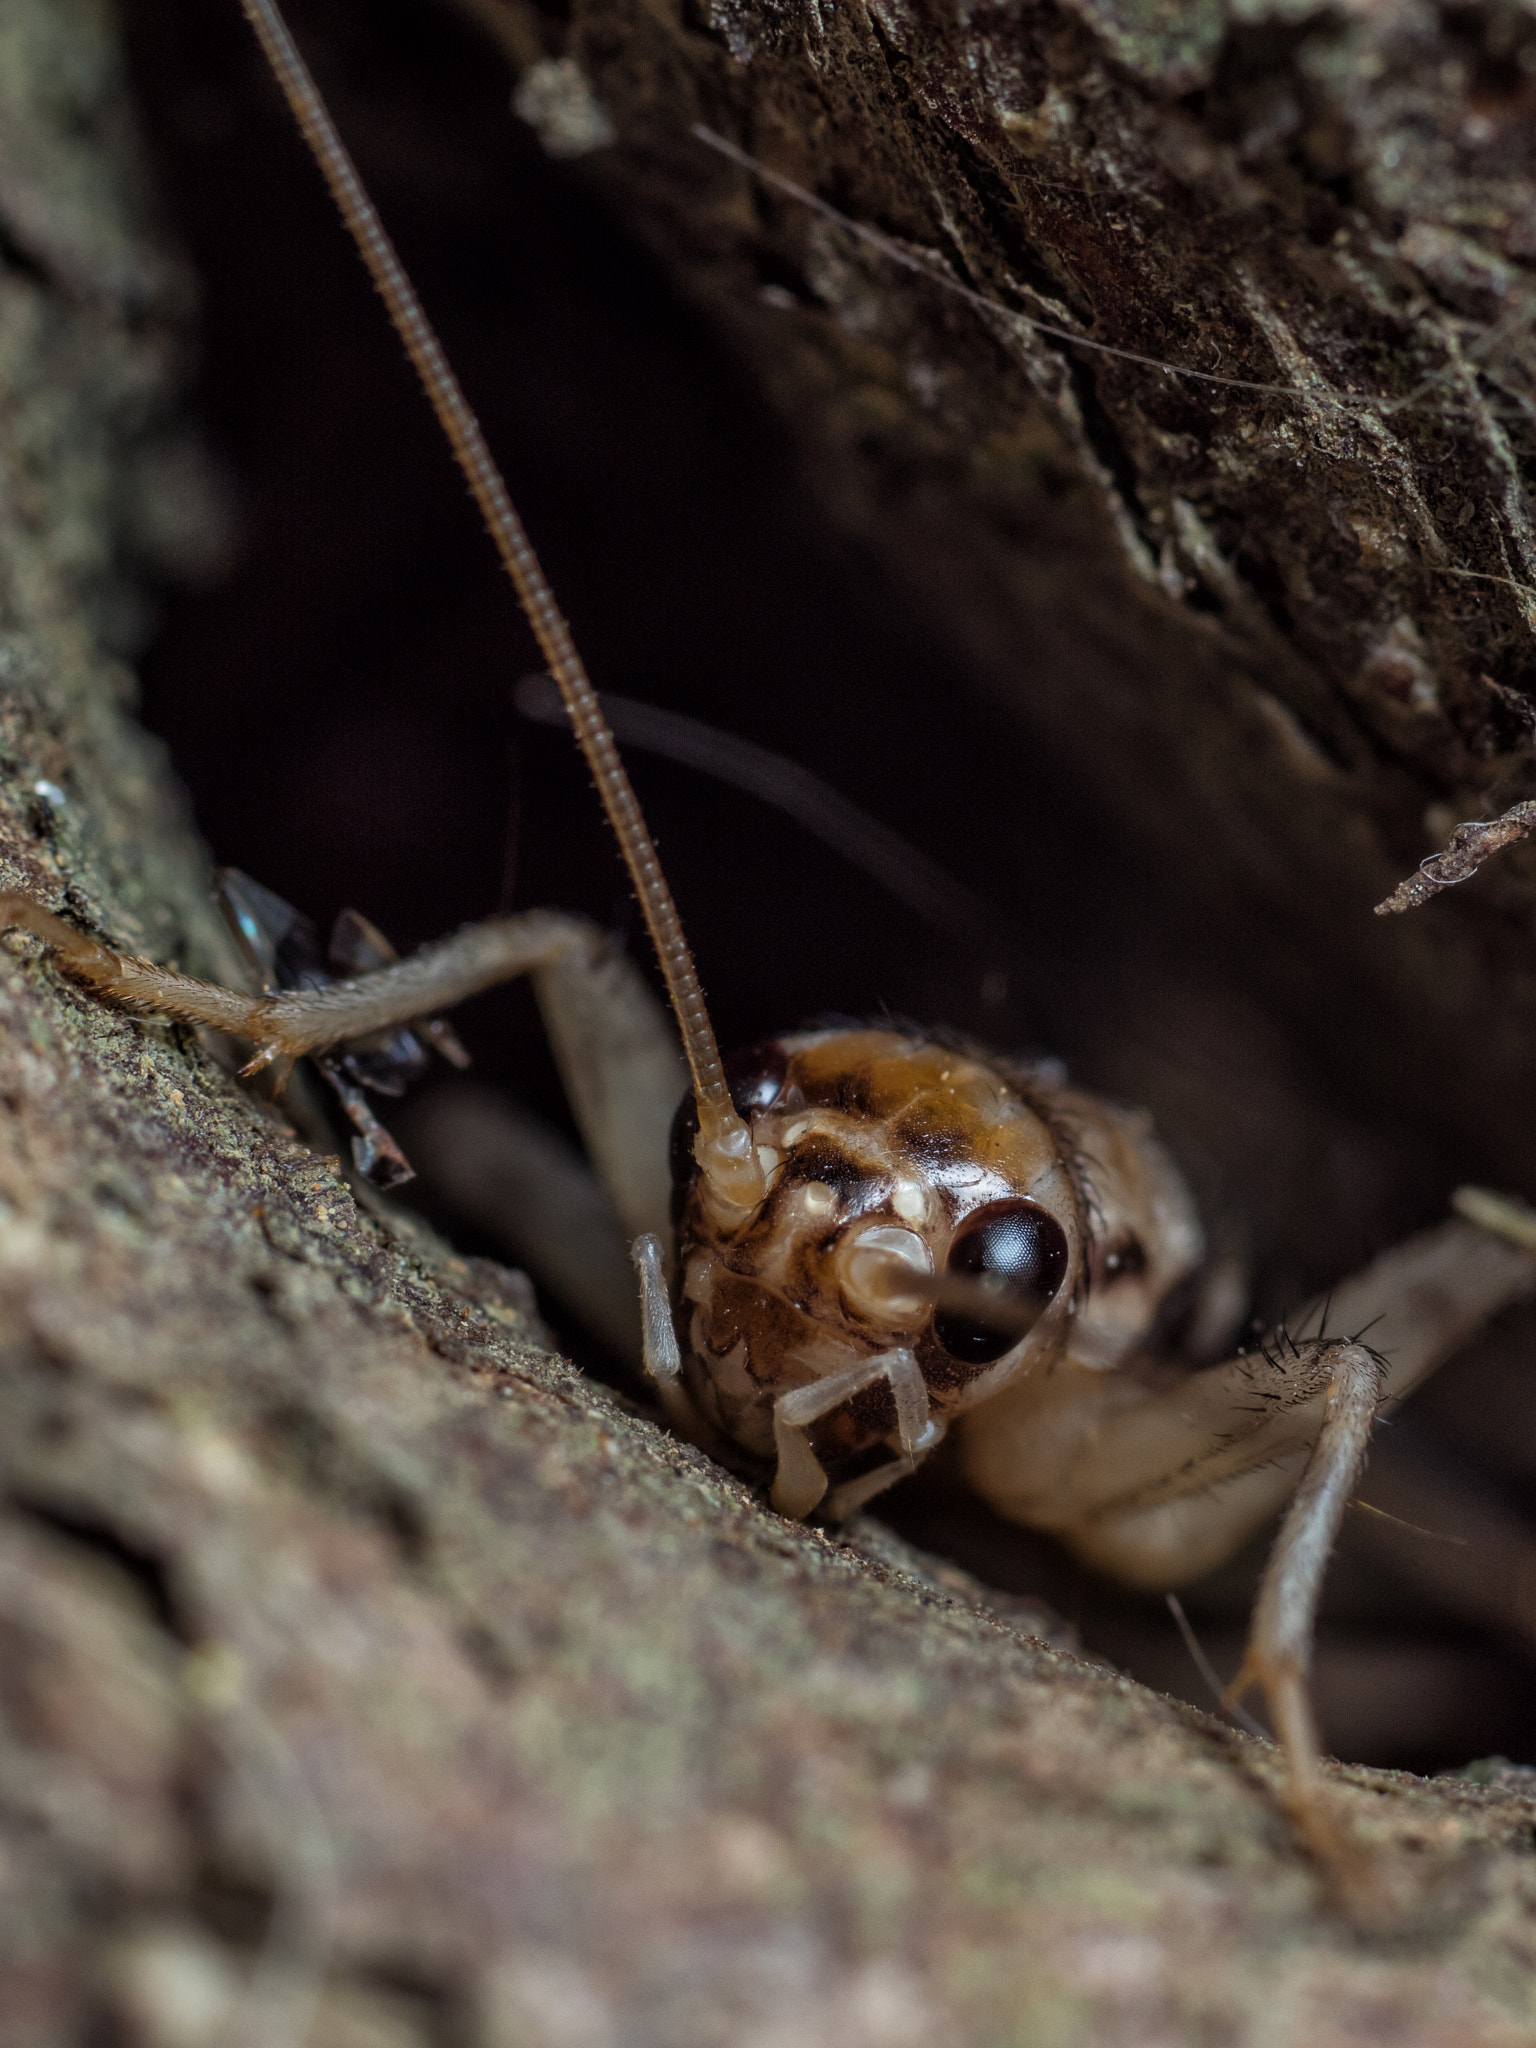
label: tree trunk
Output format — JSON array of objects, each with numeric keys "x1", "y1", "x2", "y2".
[
  {"x1": 483, "y1": 0, "x2": 1536, "y2": 1188},
  {"x1": 6, "y1": 1, "x2": 1536, "y2": 2044}
]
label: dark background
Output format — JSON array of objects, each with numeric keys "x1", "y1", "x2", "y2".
[{"x1": 116, "y1": 0, "x2": 1536, "y2": 1774}]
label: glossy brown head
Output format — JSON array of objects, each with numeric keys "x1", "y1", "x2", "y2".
[{"x1": 669, "y1": 1028, "x2": 1093, "y2": 1467}]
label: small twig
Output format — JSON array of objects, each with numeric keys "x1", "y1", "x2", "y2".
[
  {"x1": 1374, "y1": 799, "x2": 1536, "y2": 915},
  {"x1": 1435, "y1": 565, "x2": 1536, "y2": 601}
]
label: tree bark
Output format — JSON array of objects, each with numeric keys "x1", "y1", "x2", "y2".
[
  {"x1": 478, "y1": 0, "x2": 1536, "y2": 1181},
  {"x1": 6, "y1": 1, "x2": 1536, "y2": 2045}
]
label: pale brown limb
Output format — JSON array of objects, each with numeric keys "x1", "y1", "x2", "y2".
[
  {"x1": 0, "y1": 894, "x2": 591, "y2": 1074},
  {"x1": 533, "y1": 936, "x2": 686, "y2": 1246},
  {"x1": 0, "y1": 895, "x2": 266, "y2": 1038},
  {"x1": 961, "y1": 1216, "x2": 1536, "y2": 1584},
  {"x1": 630, "y1": 1233, "x2": 725, "y2": 1453},
  {"x1": 1224, "y1": 1342, "x2": 1385, "y2": 1890},
  {"x1": 403, "y1": 1085, "x2": 643, "y2": 1363},
  {"x1": 1374, "y1": 799, "x2": 1536, "y2": 914},
  {"x1": 770, "y1": 1348, "x2": 930, "y2": 1519},
  {"x1": 960, "y1": 1215, "x2": 1536, "y2": 1889}
]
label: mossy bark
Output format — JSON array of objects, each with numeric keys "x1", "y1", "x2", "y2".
[{"x1": 6, "y1": 1, "x2": 1536, "y2": 2044}]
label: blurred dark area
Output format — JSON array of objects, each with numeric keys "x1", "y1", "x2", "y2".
[{"x1": 118, "y1": 0, "x2": 1536, "y2": 1776}]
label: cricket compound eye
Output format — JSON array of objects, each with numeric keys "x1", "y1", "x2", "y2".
[
  {"x1": 935, "y1": 1200, "x2": 1071, "y2": 1364},
  {"x1": 722, "y1": 1040, "x2": 792, "y2": 1117}
]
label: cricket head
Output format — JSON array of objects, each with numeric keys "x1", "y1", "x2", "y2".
[{"x1": 666, "y1": 1028, "x2": 1091, "y2": 1464}]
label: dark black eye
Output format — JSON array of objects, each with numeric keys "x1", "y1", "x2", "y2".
[
  {"x1": 723, "y1": 1040, "x2": 790, "y2": 1119},
  {"x1": 935, "y1": 1199, "x2": 1070, "y2": 1364}
]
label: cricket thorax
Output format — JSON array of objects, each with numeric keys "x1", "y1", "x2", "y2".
[{"x1": 669, "y1": 1028, "x2": 1204, "y2": 1470}]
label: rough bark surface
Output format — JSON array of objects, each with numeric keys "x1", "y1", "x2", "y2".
[
  {"x1": 474, "y1": 0, "x2": 1536, "y2": 1178},
  {"x1": 6, "y1": 2, "x2": 1536, "y2": 2046}
]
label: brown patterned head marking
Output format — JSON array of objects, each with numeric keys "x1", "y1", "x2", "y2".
[{"x1": 669, "y1": 1028, "x2": 1094, "y2": 1469}]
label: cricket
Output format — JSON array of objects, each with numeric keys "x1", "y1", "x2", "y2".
[{"x1": 4, "y1": 0, "x2": 1534, "y2": 1904}]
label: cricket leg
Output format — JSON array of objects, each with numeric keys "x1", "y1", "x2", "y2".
[
  {"x1": 0, "y1": 895, "x2": 591, "y2": 1068},
  {"x1": 629, "y1": 1232, "x2": 722, "y2": 1449},
  {"x1": 1037, "y1": 1337, "x2": 1387, "y2": 1886},
  {"x1": 0, "y1": 895, "x2": 290, "y2": 1047},
  {"x1": 1, "y1": 893, "x2": 687, "y2": 1243},
  {"x1": 402, "y1": 1085, "x2": 643, "y2": 1365},
  {"x1": 769, "y1": 1347, "x2": 930, "y2": 1520},
  {"x1": 958, "y1": 1217, "x2": 1536, "y2": 1885},
  {"x1": 530, "y1": 936, "x2": 686, "y2": 1247},
  {"x1": 1221, "y1": 1342, "x2": 1385, "y2": 1876},
  {"x1": 960, "y1": 1216, "x2": 1536, "y2": 1585},
  {"x1": 388, "y1": 924, "x2": 683, "y2": 1281}
]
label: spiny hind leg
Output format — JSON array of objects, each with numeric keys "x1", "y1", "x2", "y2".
[
  {"x1": 1221, "y1": 1343, "x2": 1385, "y2": 1880},
  {"x1": 963, "y1": 1217, "x2": 1536, "y2": 1585},
  {"x1": 961, "y1": 1218, "x2": 1536, "y2": 1886},
  {"x1": 1064, "y1": 1341, "x2": 1386, "y2": 1887},
  {"x1": 769, "y1": 1348, "x2": 933, "y2": 1520}
]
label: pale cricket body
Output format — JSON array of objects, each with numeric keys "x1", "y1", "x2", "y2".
[{"x1": 4, "y1": 0, "x2": 1536, "y2": 1899}]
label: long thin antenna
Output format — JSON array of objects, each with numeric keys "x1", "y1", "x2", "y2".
[
  {"x1": 514, "y1": 676, "x2": 1010, "y2": 950},
  {"x1": 237, "y1": 0, "x2": 762, "y2": 1214},
  {"x1": 1165, "y1": 1595, "x2": 1267, "y2": 1741}
]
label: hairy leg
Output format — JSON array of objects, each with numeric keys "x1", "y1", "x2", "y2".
[
  {"x1": 1044, "y1": 1337, "x2": 1387, "y2": 1887},
  {"x1": 960, "y1": 1217, "x2": 1536, "y2": 1582},
  {"x1": 1221, "y1": 1342, "x2": 1384, "y2": 1873},
  {"x1": 958, "y1": 1216, "x2": 1536, "y2": 1885}
]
